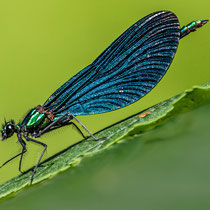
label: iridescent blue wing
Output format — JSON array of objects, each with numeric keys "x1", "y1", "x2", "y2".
[{"x1": 43, "y1": 11, "x2": 180, "y2": 116}]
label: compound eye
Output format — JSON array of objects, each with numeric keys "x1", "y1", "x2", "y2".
[{"x1": 6, "y1": 124, "x2": 15, "y2": 136}]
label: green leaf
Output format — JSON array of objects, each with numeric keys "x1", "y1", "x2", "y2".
[{"x1": 0, "y1": 82, "x2": 210, "y2": 200}]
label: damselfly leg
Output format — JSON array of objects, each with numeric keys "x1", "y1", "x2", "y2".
[
  {"x1": 34, "y1": 112, "x2": 101, "y2": 141},
  {"x1": 0, "y1": 134, "x2": 27, "y2": 173},
  {"x1": 23, "y1": 134, "x2": 47, "y2": 184}
]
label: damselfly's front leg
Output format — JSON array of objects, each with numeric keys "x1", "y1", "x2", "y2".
[{"x1": 0, "y1": 134, "x2": 27, "y2": 173}]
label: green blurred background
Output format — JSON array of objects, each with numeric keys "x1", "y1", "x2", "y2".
[{"x1": 0, "y1": 0, "x2": 209, "y2": 185}]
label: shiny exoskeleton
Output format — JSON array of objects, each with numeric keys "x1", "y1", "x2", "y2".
[{"x1": 0, "y1": 11, "x2": 208, "y2": 184}]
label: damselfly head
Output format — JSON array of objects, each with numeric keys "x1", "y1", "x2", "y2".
[{"x1": 1, "y1": 120, "x2": 16, "y2": 140}]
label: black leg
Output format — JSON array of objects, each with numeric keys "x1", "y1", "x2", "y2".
[
  {"x1": 18, "y1": 135, "x2": 27, "y2": 174},
  {"x1": 34, "y1": 112, "x2": 104, "y2": 141},
  {"x1": 34, "y1": 113, "x2": 90, "y2": 139},
  {"x1": 0, "y1": 134, "x2": 27, "y2": 169},
  {"x1": 69, "y1": 113, "x2": 99, "y2": 141},
  {"x1": 38, "y1": 121, "x2": 87, "y2": 139},
  {"x1": 71, "y1": 122, "x2": 87, "y2": 139},
  {"x1": 19, "y1": 148, "x2": 26, "y2": 174},
  {"x1": 18, "y1": 135, "x2": 27, "y2": 173},
  {"x1": 23, "y1": 134, "x2": 47, "y2": 184}
]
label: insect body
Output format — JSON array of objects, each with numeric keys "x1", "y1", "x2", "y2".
[{"x1": 0, "y1": 11, "x2": 208, "y2": 184}]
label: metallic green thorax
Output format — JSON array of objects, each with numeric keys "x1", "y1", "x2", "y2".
[
  {"x1": 22, "y1": 108, "x2": 51, "y2": 130},
  {"x1": 27, "y1": 110, "x2": 45, "y2": 127}
]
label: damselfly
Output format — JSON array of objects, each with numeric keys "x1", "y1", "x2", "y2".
[{"x1": 0, "y1": 11, "x2": 208, "y2": 184}]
